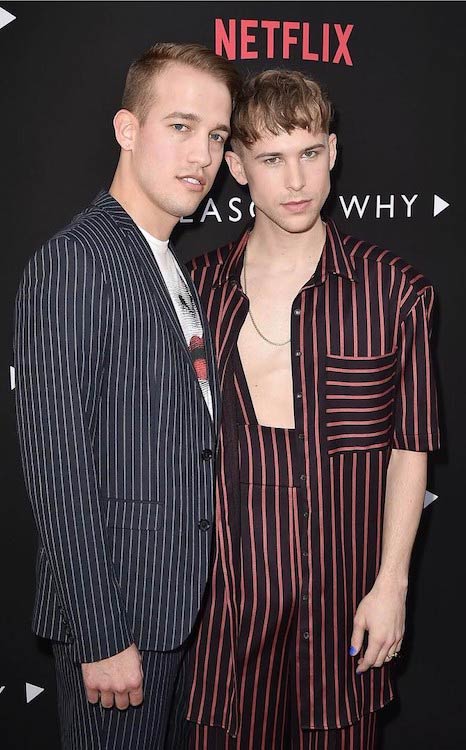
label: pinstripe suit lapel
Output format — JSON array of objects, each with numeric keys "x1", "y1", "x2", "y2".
[
  {"x1": 94, "y1": 191, "x2": 219, "y2": 431},
  {"x1": 126, "y1": 226, "x2": 192, "y2": 353},
  {"x1": 128, "y1": 227, "x2": 219, "y2": 429},
  {"x1": 94, "y1": 191, "x2": 191, "y2": 357}
]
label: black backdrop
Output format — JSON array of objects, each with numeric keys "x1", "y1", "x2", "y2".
[{"x1": 1, "y1": 2, "x2": 465, "y2": 748}]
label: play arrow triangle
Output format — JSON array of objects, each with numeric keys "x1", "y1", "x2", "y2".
[
  {"x1": 433, "y1": 195, "x2": 449, "y2": 217},
  {"x1": 424, "y1": 490, "x2": 438, "y2": 508},
  {"x1": 0, "y1": 7, "x2": 15, "y2": 30},
  {"x1": 26, "y1": 683, "x2": 44, "y2": 703}
]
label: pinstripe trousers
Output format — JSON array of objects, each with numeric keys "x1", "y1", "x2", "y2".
[{"x1": 53, "y1": 642, "x2": 186, "y2": 750}]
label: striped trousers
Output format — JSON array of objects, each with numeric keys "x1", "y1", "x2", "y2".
[
  {"x1": 53, "y1": 642, "x2": 185, "y2": 750},
  {"x1": 169, "y1": 651, "x2": 379, "y2": 750},
  {"x1": 189, "y1": 713, "x2": 378, "y2": 749}
]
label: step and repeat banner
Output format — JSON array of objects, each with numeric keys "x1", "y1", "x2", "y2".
[{"x1": 0, "y1": 3, "x2": 464, "y2": 748}]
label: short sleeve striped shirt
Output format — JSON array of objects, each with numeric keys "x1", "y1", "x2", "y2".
[{"x1": 186, "y1": 219, "x2": 440, "y2": 732}]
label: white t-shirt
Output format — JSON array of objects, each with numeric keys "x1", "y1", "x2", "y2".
[{"x1": 138, "y1": 226, "x2": 213, "y2": 419}]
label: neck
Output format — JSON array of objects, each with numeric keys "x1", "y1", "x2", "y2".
[
  {"x1": 246, "y1": 213, "x2": 327, "y2": 269},
  {"x1": 109, "y1": 157, "x2": 176, "y2": 241}
]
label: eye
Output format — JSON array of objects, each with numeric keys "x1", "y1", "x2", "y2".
[
  {"x1": 303, "y1": 149, "x2": 318, "y2": 159},
  {"x1": 264, "y1": 157, "x2": 281, "y2": 166},
  {"x1": 172, "y1": 123, "x2": 189, "y2": 132},
  {"x1": 210, "y1": 132, "x2": 226, "y2": 144}
]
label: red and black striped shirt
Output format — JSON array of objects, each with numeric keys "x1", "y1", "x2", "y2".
[{"x1": 186, "y1": 219, "x2": 440, "y2": 733}]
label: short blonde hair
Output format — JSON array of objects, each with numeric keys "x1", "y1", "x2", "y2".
[
  {"x1": 122, "y1": 42, "x2": 241, "y2": 123},
  {"x1": 231, "y1": 69, "x2": 333, "y2": 147}
]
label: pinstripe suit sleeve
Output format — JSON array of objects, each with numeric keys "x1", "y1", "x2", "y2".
[{"x1": 14, "y1": 234, "x2": 134, "y2": 663}]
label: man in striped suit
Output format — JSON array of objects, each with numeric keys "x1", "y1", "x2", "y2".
[
  {"x1": 184, "y1": 70, "x2": 440, "y2": 748},
  {"x1": 14, "y1": 43, "x2": 239, "y2": 749}
]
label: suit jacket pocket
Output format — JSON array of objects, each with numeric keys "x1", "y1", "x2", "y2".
[
  {"x1": 325, "y1": 351, "x2": 397, "y2": 454},
  {"x1": 104, "y1": 498, "x2": 162, "y2": 531}
]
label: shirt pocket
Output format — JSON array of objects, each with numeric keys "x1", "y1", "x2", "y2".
[
  {"x1": 325, "y1": 351, "x2": 397, "y2": 454},
  {"x1": 104, "y1": 498, "x2": 162, "y2": 531}
]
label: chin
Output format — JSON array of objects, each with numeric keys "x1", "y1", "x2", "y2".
[
  {"x1": 167, "y1": 199, "x2": 203, "y2": 220},
  {"x1": 279, "y1": 217, "x2": 320, "y2": 234}
]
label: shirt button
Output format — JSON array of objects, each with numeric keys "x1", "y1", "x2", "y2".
[
  {"x1": 303, "y1": 631, "x2": 310, "y2": 640},
  {"x1": 303, "y1": 510, "x2": 309, "y2": 518},
  {"x1": 230, "y1": 279, "x2": 238, "y2": 287},
  {"x1": 198, "y1": 519, "x2": 210, "y2": 531},
  {"x1": 202, "y1": 449, "x2": 213, "y2": 460},
  {"x1": 298, "y1": 433, "x2": 305, "y2": 440},
  {"x1": 302, "y1": 593, "x2": 309, "y2": 601},
  {"x1": 296, "y1": 392, "x2": 303, "y2": 399},
  {"x1": 302, "y1": 551, "x2": 308, "y2": 557},
  {"x1": 293, "y1": 308, "x2": 301, "y2": 316},
  {"x1": 295, "y1": 350, "x2": 302, "y2": 357},
  {"x1": 300, "y1": 474, "x2": 306, "y2": 481}
]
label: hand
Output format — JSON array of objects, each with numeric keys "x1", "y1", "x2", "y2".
[
  {"x1": 81, "y1": 643, "x2": 144, "y2": 710},
  {"x1": 349, "y1": 579, "x2": 406, "y2": 673}
]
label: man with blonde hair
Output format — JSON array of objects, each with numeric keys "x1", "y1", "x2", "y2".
[
  {"x1": 14, "y1": 42, "x2": 239, "y2": 749},
  {"x1": 184, "y1": 69, "x2": 439, "y2": 748}
]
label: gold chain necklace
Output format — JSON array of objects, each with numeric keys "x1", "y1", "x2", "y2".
[{"x1": 243, "y1": 247, "x2": 291, "y2": 347}]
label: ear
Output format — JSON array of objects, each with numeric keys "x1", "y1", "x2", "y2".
[
  {"x1": 328, "y1": 133, "x2": 337, "y2": 171},
  {"x1": 224, "y1": 149, "x2": 248, "y2": 186},
  {"x1": 113, "y1": 109, "x2": 139, "y2": 151}
]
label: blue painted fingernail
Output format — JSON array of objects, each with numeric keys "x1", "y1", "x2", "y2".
[{"x1": 349, "y1": 646, "x2": 357, "y2": 656}]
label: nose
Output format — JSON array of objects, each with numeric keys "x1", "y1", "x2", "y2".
[
  {"x1": 186, "y1": 132, "x2": 213, "y2": 169},
  {"x1": 285, "y1": 161, "x2": 305, "y2": 192}
]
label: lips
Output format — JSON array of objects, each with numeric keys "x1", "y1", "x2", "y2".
[
  {"x1": 282, "y1": 199, "x2": 312, "y2": 212},
  {"x1": 178, "y1": 174, "x2": 206, "y2": 187},
  {"x1": 282, "y1": 199, "x2": 311, "y2": 206}
]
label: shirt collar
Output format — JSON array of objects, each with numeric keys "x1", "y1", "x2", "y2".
[
  {"x1": 309, "y1": 217, "x2": 358, "y2": 286},
  {"x1": 217, "y1": 217, "x2": 357, "y2": 288}
]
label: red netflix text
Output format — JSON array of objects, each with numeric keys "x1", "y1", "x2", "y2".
[{"x1": 215, "y1": 19, "x2": 354, "y2": 66}]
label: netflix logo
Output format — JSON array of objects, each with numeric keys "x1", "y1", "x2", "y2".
[{"x1": 215, "y1": 18, "x2": 354, "y2": 65}]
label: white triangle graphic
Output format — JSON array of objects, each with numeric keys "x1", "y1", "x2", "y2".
[
  {"x1": 0, "y1": 7, "x2": 15, "y2": 30},
  {"x1": 10, "y1": 365, "x2": 15, "y2": 390},
  {"x1": 424, "y1": 490, "x2": 438, "y2": 508},
  {"x1": 26, "y1": 683, "x2": 45, "y2": 703},
  {"x1": 0, "y1": 686, "x2": 5, "y2": 695},
  {"x1": 433, "y1": 195, "x2": 449, "y2": 217}
]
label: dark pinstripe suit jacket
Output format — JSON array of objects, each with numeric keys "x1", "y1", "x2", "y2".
[{"x1": 14, "y1": 191, "x2": 220, "y2": 663}]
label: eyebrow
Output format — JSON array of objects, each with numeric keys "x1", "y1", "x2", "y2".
[
  {"x1": 254, "y1": 142, "x2": 326, "y2": 159},
  {"x1": 164, "y1": 111, "x2": 231, "y2": 136}
]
